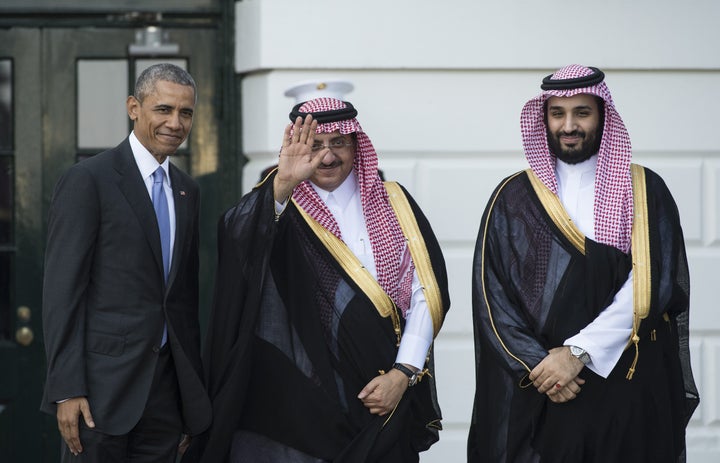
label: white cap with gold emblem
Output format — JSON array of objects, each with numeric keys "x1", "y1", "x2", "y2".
[{"x1": 284, "y1": 79, "x2": 354, "y2": 103}]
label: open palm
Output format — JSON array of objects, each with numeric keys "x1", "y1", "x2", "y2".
[{"x1": 274, "y1": 114, "x2": 326, "y2": 202}]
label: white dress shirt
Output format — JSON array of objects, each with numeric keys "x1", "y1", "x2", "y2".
[
  {"x1": 130, "y1": 131, "x2": 176, "y2": 270},
  {"x1": 555, "y1": 156, "x2": 633, "y2": 378},
  {"x1": 276, "y1": 173, "x2": 433, "y2": 370}
]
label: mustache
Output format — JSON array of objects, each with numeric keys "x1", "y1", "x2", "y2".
[{"x1": 559, "y1": 130, "x2": 585, "y2": 138}]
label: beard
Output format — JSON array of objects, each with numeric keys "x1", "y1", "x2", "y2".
[{"x1": 547, "y1": 126, "x2": 601, "y2": 165}]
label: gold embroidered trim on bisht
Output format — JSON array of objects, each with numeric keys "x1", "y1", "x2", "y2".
[
  {"x1": 480, "y1": 172, "x2": 533, "y2": 379},
  {"x1": 255, "y1": 166, "x2": 277, "y2": 188},
  {"x1": 627, "y1": 163, "x2": 651, "y2": 379},
  {"x1": 293, "y1": 199, "x2": 402, "y2": 345},
  {"x1": 526, "y1": 169, "x2": 586, "y2": 255},
  {"x1": 384, "y1": 181, "x2": 445, "y2": 338}
]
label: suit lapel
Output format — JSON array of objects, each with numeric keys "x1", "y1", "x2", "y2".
[
  {"x1": 113, "y1": 139, "x2": 166, "y2": 285},
  {"x1": 167, "y1": 164, "x2": 189, "y2": 290}
]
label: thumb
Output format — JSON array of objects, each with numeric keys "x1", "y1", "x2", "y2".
[
  {"x1": 309, "y1": 150, "x2": 329, "y2": 170},
  {"x1": 358, "y1": 380, "x2": 378, "y2": 399},
  {"x1": 80, "y1": 400, "x2": 95, "y2": 428}
]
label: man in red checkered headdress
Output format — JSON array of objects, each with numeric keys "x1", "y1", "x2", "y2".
[
  {"x1": 188, "y1": 97, "x2": 450, "y2": 462},
  {"x1": 468, "y1": 65, "x2": 698, "y2": 462}
]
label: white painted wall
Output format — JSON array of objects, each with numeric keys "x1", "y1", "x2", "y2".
[{"x1": 235, "y1": 1, "x2": 720, "y2": 461}]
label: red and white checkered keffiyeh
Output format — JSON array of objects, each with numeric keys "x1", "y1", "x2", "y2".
[
  {"x1": 291, "y1": 98, "x2": 414, "y2": 315},
  {"x1": 520, "y1": 64, "x2": 633, "y2": 253}
]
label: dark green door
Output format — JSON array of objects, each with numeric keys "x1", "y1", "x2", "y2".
[
  {"x1": 0, "y1": 25, "x2": 224, "y2": 462},
  {"x1": 0, "y1": 28, "x2": 54, "y2": 462}
]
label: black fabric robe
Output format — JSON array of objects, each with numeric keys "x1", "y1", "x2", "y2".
[
  {"x1": 467, "y1": 167, "x2": 698, "y2": 463},
  {"x1": 185, "y1": 172, "x2": 450, "y2": 462}
]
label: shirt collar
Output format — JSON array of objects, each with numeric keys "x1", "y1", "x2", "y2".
[
  {"x1": 555, "y1": 154, "x2": 598, "y2": 182},
  {"x1": 129, "y1": 131, "x2": 171, "y2": 185},
  {"x1": 311, "y1": 171, "x2": 358, "y2": 209}
]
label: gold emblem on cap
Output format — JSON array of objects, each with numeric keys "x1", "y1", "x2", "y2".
[{"x1": 316, "y1": 83, "x2": 327, "y2": 90}]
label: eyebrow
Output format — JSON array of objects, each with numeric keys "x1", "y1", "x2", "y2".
[
  {"x1": 314, "y1": 135, "x2": 350, "y2": 141},
  {"x1": 153, "y1": 103, "x2": 194, "y2": 113},
  {"x1": 548, "y1": 104, "x2": 594, "y2": 111}
]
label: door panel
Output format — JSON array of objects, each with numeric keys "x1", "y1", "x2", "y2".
[{"x1": 0, "y1": 28, "x2": 51, "y2": 463}]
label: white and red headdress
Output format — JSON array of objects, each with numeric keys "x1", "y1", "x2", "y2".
[
  {"x1": 520, "y1": 64, "x2": 634, "y2": 253},
  {"x1": 290, "y1": 98, "x2": 414, "y2": 314}
]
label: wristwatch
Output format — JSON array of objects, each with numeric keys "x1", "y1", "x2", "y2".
[
  {"x1": 569, "y1": 346, "x2": 591, "y2": 365},
  {"x1": 392, "y1": 363, "x2": 419, "y2": 387}
]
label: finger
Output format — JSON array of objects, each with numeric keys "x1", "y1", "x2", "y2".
[
  {"x1": 305, "y1": 119, "x2": 318, "y2": 146},
  {"x1": 57, "y1": 409, "x2": 81, "y2": 455},
  {"x1": 537, "y1": 377, "x2": 555, "y2": 394},
  {"x1": 62, "y1": 421, "x2": 81, "y2": 455},
  {"x1": 546, "y1": 383, "x2": 562, "y2": 396},
  {"x1": 281, "y1": 123, "x2": 293, "y2": 148},
  {"x1": 552, "y1": 382, "x2": 581, "y2": 401},
  {"x1": 308, "y1": 148, "x2": 331, "y2": 171},
  {"x1": 565, "y1": 381, "x2": 582, "y2": 395},
  {"x1": 558, "y1": 387, "x2": 577, "y2": 401},
  {"x1": 530, "y1": 368, "x2": 546, "y2": 389},
  {"x1": 290, "y1": 116, "x2": 303, "y2": 143},
  {"x1": 297, "y1": 115, "x2": 315, "y2": 144},
  {"x1": 80, "y1": 401, "x2": 95, "y2": 428},
  {"x1": 358, "y1": 381, "x2": 378, "y2": 400},
  {"x1": 368, "y1": 406, "x2": 384, "y2": 415},
  {"x1": 360, "y1": 395, "x2": 377, "y2": 407},
  {"x1": 528, "y1": 366, "x2": 540, "y2": 382}
]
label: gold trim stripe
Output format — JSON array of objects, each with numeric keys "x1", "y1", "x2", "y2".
[
  {"x1": 631, "y1": 164, "x2": 651, "y2": 320},
  {"x1": 627, "y1": 164, "x2": 651, "y2": 379},
  {"x1": 480, "y1": 173, "x2": 532, "y2": 376},
  {"x1": 255, "y1": 166, "x2": 277, "y2": 188},
  {"x1": 293, "y1": 200, "x2": 402, "y2": 345},
  {"x1": 385, "y1": 182, "x2": 445, "y2": 338},
  {"x1": 526, "y1": 169, "x2": 586, "y2": 255}
]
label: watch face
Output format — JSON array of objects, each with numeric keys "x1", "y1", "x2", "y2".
[{"x1": 570, "y1": 346, "x2": 589, "y2": 364}]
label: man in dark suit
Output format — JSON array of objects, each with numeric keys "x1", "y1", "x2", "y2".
[{"x1": 41, "y1": 63, "x2": 211, "y2": 462}]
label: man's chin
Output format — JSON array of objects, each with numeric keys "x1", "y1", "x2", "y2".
[{"x1": 555, "y1": 150, "x2": 594, "y2": 164}]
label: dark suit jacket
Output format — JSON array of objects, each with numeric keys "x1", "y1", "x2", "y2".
[{"x1": 41, "y1": 138, "x2": 211, "y2": 436}]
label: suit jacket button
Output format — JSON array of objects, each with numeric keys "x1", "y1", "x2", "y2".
[{"x1": 152, "y1": 346, "x2": 160, "y2": 353}]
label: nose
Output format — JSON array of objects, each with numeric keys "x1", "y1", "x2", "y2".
[
  {"x1": 165, "y1": 111, "x2": 182, "y2": 129},
  {"x1": 562, "y1": 115, "x2": 577, "y2": 133},
  {"x1": 320, "y1": 150, "x2": 335, "y2": 164}
]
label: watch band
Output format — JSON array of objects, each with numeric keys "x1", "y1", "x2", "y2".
[
  {"x1": 392, "y1": 363, "x2": 419, "y2": 387},
  {"x1": 569, "y1": 345, "x2": 591, "y2": 365}
]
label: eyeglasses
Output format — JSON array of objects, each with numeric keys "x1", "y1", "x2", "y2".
[{"x1": 311, "y1": 137, "x2": 354, "y2": 153}]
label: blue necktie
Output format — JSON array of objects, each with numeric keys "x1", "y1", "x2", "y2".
[{"x1": 152, "y1": 167, "x2": 170, "y2": 345}]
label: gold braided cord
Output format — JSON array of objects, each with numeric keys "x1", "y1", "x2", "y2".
[
  {"x1": 384, "y1": 182, "x2": 445, "y2": 338},
  {"x1": 382, "y1": 398, "x2": 401, "y2": 428},
  {"x1": 627, "y1": 164, "x2": 651, "y2": 380},
  {"x1": 293, "y1": 200, "x2": 402, "y2": 346},
  {"x1": 526, "y1": 169, "x2": 586, "y2": 255}
]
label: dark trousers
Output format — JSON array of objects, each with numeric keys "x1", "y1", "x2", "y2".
[{"x1": 61, "y1": 346, "x2": 183, "y2": 463}]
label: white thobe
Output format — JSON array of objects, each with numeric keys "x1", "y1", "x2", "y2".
[{"x1": 555, "y1": 156, "x2": 633, "y2": 378}]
